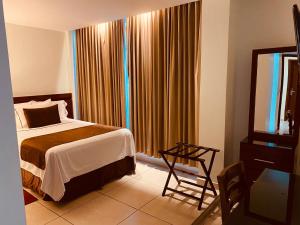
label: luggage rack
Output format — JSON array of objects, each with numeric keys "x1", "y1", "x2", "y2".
[{"x1": 158, "y1": 142, "x2": 220, "y2": 210}]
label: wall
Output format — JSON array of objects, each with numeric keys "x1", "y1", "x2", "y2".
[
  {"x1": 0, "y1": 0, "x2": 26, "y2": 224},
  {"x1": 5, "y1": 23, "x2": 72, "y2": 97},
  {"x1": 200, "y1": 0, "x2": 230, "y2": 180},
  {"x1": 66, "y1": 31, "x2": 78, "y2": 118},
  {"x1": 225, "y1": 0, "x2": 300, "y2": 164}
]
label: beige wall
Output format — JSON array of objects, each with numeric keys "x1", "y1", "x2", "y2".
[
  {"x1": 225, "y1": 0, "x2": 300, "y2": 164},
  {"x1": 0, "y1": 1, "x2": 26, "y2": 224},
  {"x1": 200, "y1": 0, "x2": 230, "y2": 180},
  {"x1": 66, "y1": 31, "x2": 78, "y2": 118},
  {"x1": 5, "y1": 23, "x2": 72, "y2": 97}
]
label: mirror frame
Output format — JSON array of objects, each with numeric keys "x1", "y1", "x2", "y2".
[{"x1": 248, "y1": 46, "x2": 300, "y2": 147}]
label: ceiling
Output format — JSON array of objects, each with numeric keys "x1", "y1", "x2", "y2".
[{"x1": 3, "y1": 0, "x2": 195, "y2": 31}]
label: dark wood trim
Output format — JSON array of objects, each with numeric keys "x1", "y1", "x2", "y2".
[
  {"x1": 13, "y1": 93, "x2": 74, "y2": 119},
  {"x1": 293, "y1": 63, "x2": 300, "y2": 145},
  {"x1": 248, "y1": 49, "x2": 258, "y2": 141},
  {"x1": 251, "y1": 46, "x2": 297, "y2": 55},
  {"x1": 281, "y1": 53, "x2": 298, "y2": 57},
  {"x1": 248, "y1": 46, "x2": 299, "y2": 147},
  {"x1": 252, "y1": 132, "x2": 296, "y2": 146}
]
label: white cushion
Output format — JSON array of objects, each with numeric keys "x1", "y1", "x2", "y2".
[
  {"x1": 51, "y1": 100, "x2": 68, "y2": 120},
  {"x1": 14, "y1": 109, "x2": 23, "y2": 130},
  {"x1": 14, "y1": 101, "x2": 35, "y2": 128}
]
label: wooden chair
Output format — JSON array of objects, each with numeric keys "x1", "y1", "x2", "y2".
[{"x1": 217, "y1": 161, "x2": 248, "y2": 223}]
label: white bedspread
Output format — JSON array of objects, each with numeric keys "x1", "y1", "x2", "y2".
[{"x1": 17, "y1": 119, "x2": 136, "y2": 201}]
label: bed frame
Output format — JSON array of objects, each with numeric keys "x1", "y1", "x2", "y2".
[
  {"x1": 13, "y1": 93, "x2": 74, "y2": 119},
  {"x1": 15, "y1": 93, "x2": 135, "y2": 202}
]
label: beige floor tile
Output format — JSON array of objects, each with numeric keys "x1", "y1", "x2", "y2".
[
  {"x1": 98, "y1": 176, "x2": 132, "y2": 194},
  {"x1": 135, "y1": 161, "x2": 154, "y2": 173},
  {"x1": 137, "y1": 167, "x2": 218, "y2": 205},
  {"x1": 202, "y1": 207, "x2": 222, "y2": 225},
  {"x1": 40, "y1": 191, "x2": 101, "y2": 216},
  {"x1": 125, "y1": 162, "x2": 154, "y2": 181},
  {"x1": 25, "y1": 162, "x2": 218, "y2": 225},
  {"x1": 105, "y1": 179, "x2": 161, "y2": 209},
  {"x1": 46, "y1": 217, "x2": 73, "y2": 225},
  {"x1": 167, "y1": 183, "x2": 218, "y2": 206},
  {"x1": 119, "y1": 211, "x2": 170, "y2": 225},
  {"x1": 25, "y1": 202, "x2": 58, "y2": 225},
  {"x1": 202, "y1": 216, "x2": 222, "y2": 225},
  {"x1": 131, "y1": 166, "x2": 180, "y2": 189},
  {"x1": 141, "y1": 194, "x2": 205, "y2": 225},
  {"x1": 63, "y1": 194, "x2": 135, "y2": 225}
]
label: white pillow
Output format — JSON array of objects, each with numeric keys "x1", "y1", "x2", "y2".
[
  {"x1": 15, "y1": 109, "x2": 23, "y2": 129},
  {"x1": 14, "y1": 101, "x2": 34, "y2": 128},
  {"x1": 51, "y1": 100, "x2": 68, "y2": 120}
]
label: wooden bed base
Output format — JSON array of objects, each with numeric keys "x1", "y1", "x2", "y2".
[
  {"x1": 22, "y1": 156, "x2": 135, "y2": 202},
  {"x1": 15, "y1": 93, "x2": 136, "y2": 202}
]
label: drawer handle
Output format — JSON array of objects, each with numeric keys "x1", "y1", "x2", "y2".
[{"x1": 253, "y1": 158, "x2": 275, "y2": 164}]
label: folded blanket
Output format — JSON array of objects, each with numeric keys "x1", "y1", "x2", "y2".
[{"x1": 21, "y1": 124, "x2": 120, "y2": 169}]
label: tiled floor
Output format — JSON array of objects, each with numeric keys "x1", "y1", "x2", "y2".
[{"x1": 25, "y1": 161, "x2": 222, "y2": 225}]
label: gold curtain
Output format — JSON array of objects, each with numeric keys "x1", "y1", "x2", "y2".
[
  {"x1": 127, "y1": 1, "x2": 201, "y2": 164},
  {"x1": 76, "y1": 20, "x2": 126, "y2": 127}
]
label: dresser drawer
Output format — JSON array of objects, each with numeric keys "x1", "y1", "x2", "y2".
[
  {"x1": 240, "y1": 142, "x2": 294, "y2": 172},
  {"x1": 240, "y1": 139, "x2": 295, "y2": 185}
]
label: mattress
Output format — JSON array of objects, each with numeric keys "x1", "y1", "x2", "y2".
[{"x1": 17, "y1": 119, "x2": 136, "y2": 201}]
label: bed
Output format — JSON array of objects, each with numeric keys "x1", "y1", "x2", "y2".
[{"x1": 14, "y1": 93, "x2": 136, "y2": 202}]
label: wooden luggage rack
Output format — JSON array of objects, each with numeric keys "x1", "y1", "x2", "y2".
[{"x1": 159, "y1": 142, "x2": 220, "y2": 210}]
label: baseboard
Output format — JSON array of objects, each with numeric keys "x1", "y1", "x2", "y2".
[
  {"x1": 136, "y1": 152, "x2": 219, "y2": 189},
  {"x1": 136, "y1": 152, "x2": 199, "y2": 173}
]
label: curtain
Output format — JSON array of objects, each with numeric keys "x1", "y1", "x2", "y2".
[
  {"x1": 127, "y1": 1, "x2": 201, "y2": 164},
  {"x1": 76, "y1": 20, "x2": 126, "y2": 127}
]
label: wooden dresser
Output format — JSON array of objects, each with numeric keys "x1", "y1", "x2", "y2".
[
  {"x1": 240, "y1": 46, "x2": 300, "y2": 185},
  {"x1": 240, "y1": 137, "x2": 295, "y2": 184}
]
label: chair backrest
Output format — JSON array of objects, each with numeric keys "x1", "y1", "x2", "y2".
[{"x1": 217, "y1": 161, "x2": 247, "y2": 223}]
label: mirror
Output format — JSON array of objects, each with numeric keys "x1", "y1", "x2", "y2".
[
  {"x1": 254, "y1": 52, "x2": 299, "y2": 136},
  {"x1": 248, "y1": 46, "x2": 300, "y2": 146}
]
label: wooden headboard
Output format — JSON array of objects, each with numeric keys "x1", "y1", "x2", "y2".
[{"x1": 13, "y1": 93, "x2": 74, "y2": 119}]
